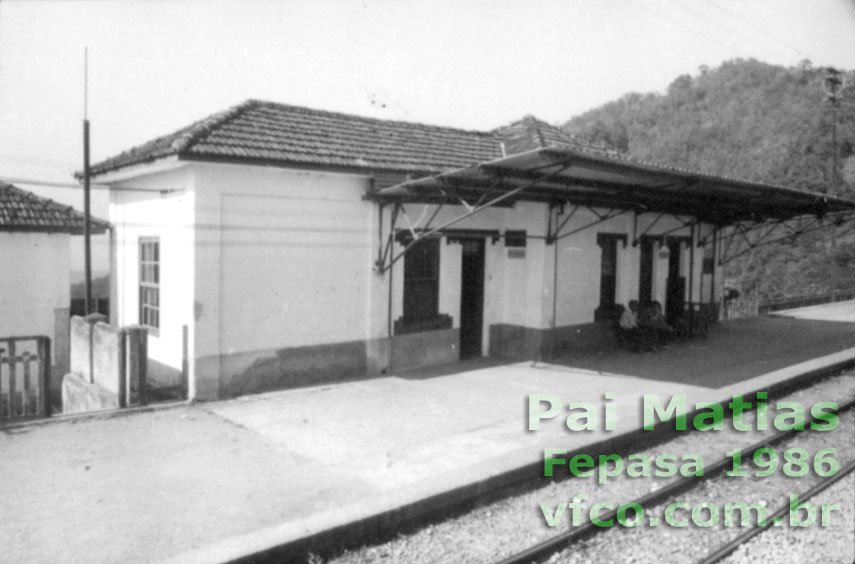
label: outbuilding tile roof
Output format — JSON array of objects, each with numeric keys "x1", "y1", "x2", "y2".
[
  {"x1": 492, "y1": 115, "x2": 599, "y2": 155},
  {"x1": 0, "y1": 181, "x2": 109, "y2": 234},
  {"x1": 88, "y1": 100, "x2": 600, "y2": 177}
]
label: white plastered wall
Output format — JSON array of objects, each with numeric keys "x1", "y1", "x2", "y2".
[
  {"x1": 191, "y1": 163, "x2": 383, "y2": 397},
  {"x1": 0, "y1": 232, "x2": 70, "y2": 352},
  {"x1": 552, "y1": 208, "x2": 635, "y2": 326},
  {"x1": 387, "y1": 203, "x2": 719, "y2": 349},
  {"x1": 696, "y1": 223, "x2": 718, "y2": 303},
  {"x1": 551, "y1": 209, "x2": 716, "y2": 326},
  {"x1": 106, "y1": 157, "x2": 725, "y2": 397},
  {"x1": 109, "y1": 167, "x2": 195, "y2": 387},
  {"x1": 388, "y1": 201, "x2": 552, "y2": 354}
]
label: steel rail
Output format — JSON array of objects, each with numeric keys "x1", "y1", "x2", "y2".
[
  {"x1": 494, "y1": 398, "x2": 855, "y2": 564},
  {"x1": 696, "y1": 459, "x2": 855, "y2": 564}
]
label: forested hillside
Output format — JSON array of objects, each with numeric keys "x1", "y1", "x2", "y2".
[{"x1": 563, "y1": 59, "x2": 855, "y2": 300}]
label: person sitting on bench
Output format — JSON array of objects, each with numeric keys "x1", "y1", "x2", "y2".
[
  {"x1": 619, "y1": 300, "x2": 646, "y2": 352},
  {"x1": 640, "y1": 300, "x2": 673, "y2": 348}
]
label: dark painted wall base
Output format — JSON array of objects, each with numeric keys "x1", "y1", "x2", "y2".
[
  {"x1": 212, "y1": 328, "x2": 461, "y2": 399},
  {"x1": 390, "y1": 328, "x2": 459, "y2": 372},
  {"x1": 218, "y1": 322, "x2": 612, "y2": 400},
  {"x1": 219, "y1": 339, "x2": 370, "y2": 399},
  {"x1": 205, "y1": 312, "x2": 722, "y2": 399},
  {"x1": 489, "y1": 321, "x2": 616, "y2": 360}
]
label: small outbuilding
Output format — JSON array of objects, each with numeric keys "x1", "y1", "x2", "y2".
[
  {"x1": 0, "y1": 180, "x2": 109, "y2": 375},
  {"x1": 87, "y1": 101, "x2": 855, "y2": 400}
]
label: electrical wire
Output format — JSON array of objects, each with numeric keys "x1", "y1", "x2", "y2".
[
  {"x1": 705, "y1": 0, "x2": 806, "y2": 61},
  {"x1": 625, "y1": 0, "x2": 740, "y2": 61},
  {"x1": 670, "y1": 0, "x2": 791, "y2": 63}
]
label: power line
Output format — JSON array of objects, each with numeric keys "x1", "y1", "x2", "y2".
[
  {"x1": 625, "y1": 0, "x2": 745, "y2": 62},
  {"x1": 705, "y1": 0, "x2": 805, "y2": 61},
  {"x1": 671, "y1": 1, "x2": 792, "y2": 63}
]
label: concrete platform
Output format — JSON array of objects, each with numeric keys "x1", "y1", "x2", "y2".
[
  {"x1": 1, "y1": 311, "x2": 854, "y2": 564},
  {"x1": 550, "y1": 314, "x2": 855, "y2": 388},
  {"x1": 772, "y1": 298, "x2": 855, "y2": 322}
]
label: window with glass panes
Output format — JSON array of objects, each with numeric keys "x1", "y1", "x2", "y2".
[{"x1": 139, "y1": 238, "x2": 160, "y2": 330}]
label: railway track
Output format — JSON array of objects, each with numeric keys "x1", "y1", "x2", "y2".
[
  {"x1": 697, "y1": 460, "x2": 855, "y2": 564},
  {"x1": 496, "y1": 398, "x2": 855, "y2": 564},
  {"x1": 323, "y1": 372, "x2": 855, "y2": 564}
]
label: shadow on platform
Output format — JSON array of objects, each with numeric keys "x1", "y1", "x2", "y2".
[
  {"x1": 551, "y1": 316, "x2": 855, "y2": 388},
  {"x1": 393, "y1": 355, "x2": 514, "y2": 380}
]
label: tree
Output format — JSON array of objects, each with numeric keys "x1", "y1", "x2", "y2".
[{"x1": 563, "y1": 60, "x2": 855, "y2": 300}]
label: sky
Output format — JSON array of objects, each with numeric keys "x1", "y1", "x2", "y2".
[{"x1": 1, "y1": 0, "x2": 854, "y2": 202}]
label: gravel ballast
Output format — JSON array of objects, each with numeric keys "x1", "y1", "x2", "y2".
[
  {"x1": 324, "y1": 372, "x2": 855, "y2": 564},
  {"x1": 721, "y1": 473, "x2": 855, "y2": 564}
]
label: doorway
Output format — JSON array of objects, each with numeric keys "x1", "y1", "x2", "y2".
[
  {"x1": 665, "y1": 239, "x2": 686, "y2": 324},
  {"x1": 460, "y1": 239, "x2": 485, "y2": 359},
  {"x1": 638, "y1": 238, "x2": 654, "y2": 305}
]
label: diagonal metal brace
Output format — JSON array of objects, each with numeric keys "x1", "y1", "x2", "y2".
[{"x1": 375, "y1": 163, "x2": 571, "y2": 273}]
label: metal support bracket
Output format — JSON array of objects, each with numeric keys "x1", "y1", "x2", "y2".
[
  {"x1": 547, "y1": 202, "x2": 580, "y2": 244},
  {"x1": 374, "y1": 163, "x2": 572, "y2": 273},
  {"x1": 715, "y1": 211, "x2": 855, "y2": 265},
  {"x1": 632, "y1": 211, "x2": 667, "y2": 246},
  {"x1": 555, "y1": 208, "x2": 625, "y2": 241}
]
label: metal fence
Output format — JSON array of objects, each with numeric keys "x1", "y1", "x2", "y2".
[
  {"x1": 722, "y1": 299, "x2": 760, "y2": 320},
  {"x1": 70, "y1": 298, "x2": 110, "y2": 319},
  {"x1": 0, "y1": 335, "x2": 51, "y2": 421},
  {"x1": 722, "y1": 291, "x2": 855, "y2": 320},
  {"x1": 680, "y1": 302, "x2": 721, "y2": 337},
  {"x1": 758, "y1": 290, "x2": 855, "y2": 314}
]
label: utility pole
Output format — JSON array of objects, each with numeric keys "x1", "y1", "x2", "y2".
[
  {"x1": 83, "y1": 47, "x2": 93, "y2": 315},
  {"x1": 824, "y1": 68, "x2": 843, "y2": 194},
  {"x1": 823, "y1": 67, "x2": 845, "y2": 302}
]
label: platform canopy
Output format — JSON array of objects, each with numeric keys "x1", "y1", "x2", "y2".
[{"x1": 374, "y1": 147, "x2": 855, "y2": 226}]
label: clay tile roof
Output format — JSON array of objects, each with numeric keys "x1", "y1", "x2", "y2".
[
  {"x1": 492, "y1": 115, "x2": 604, "y2": 155},
  {"x1": 87, "y1": 98, "x2": 609, "y2": 178},
  {"x1": 0, "y1": 181, "x2": 109, "y2": 234},
  {"x1": 89, "y1": 100, "x2": 507, "y2": 177}
]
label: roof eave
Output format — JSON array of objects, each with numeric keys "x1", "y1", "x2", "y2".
[
  {"x1": 375, "y1": 147, "x2": 855, "y2": 223},
  {"x1": 87, "y1": 155, "x2": 186, "y2": 184},
  {"x1": 0, "y1": 222, "x2": 110, "y2": 235},
  {"x1": 178, "y1": 152, "x2": 466, "y2": 178}
]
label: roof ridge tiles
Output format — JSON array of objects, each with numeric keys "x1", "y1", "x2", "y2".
[
  {"x1": 170, "y1": 99, "x2": 260, "y2": 153},
  {"x1": 245, "y1": 99, "x2": 497, "y2": 137}
]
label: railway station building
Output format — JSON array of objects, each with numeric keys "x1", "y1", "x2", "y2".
[{"x1": 87, "y1": 100, "x2": 855, "y2": 400}]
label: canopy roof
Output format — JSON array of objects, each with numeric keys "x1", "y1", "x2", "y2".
[{"x1": 374, "y1": 147, "x2": 855, "y2": 226}]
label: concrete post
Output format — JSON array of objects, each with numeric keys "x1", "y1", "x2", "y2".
[
  {"x1": 53, "y1": 307, "x2": 70, "y2": 393},
  {"x1": 84, "y1": 313, "x2": 108, "y2": 384},
  {"x1": 124, "y1": 326, "x2": 148, "y2": 406},
  {"x1": 84, "y1": 313, "x2": 108, "y2": 325}
]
